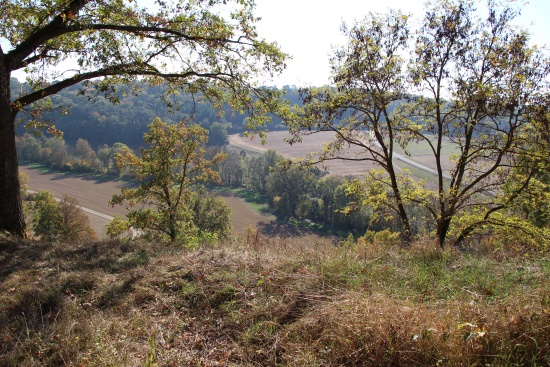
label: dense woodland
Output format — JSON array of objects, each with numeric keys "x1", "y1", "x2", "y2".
[{"x1": 11, "y1": 77, "x2": 301, "y2": 148}]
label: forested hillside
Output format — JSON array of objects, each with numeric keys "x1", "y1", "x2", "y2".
[{"x1": 11, "y1": 77, "x2": 302, "y2": 148}]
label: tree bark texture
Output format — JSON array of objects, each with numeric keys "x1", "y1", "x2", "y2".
[{"x1": 0, "y1": 65, "x2": 26, "y2": 237}]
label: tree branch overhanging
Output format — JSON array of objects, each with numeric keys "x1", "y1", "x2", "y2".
[{"x1": 12, "y1": 66, "x2": 235, "y2": 110}]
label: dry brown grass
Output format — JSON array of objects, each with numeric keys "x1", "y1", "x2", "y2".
[
  {"x1": 283, "y1": 292, "x2": 548, "y2": 366},
  {"x1": 0, "y1": 232, "x2": 548, "y2": 366}
]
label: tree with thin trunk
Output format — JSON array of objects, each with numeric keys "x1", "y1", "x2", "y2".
[
  {"x1": 0, "y1": 0, "x2": 286, "y2": 237},
  {"x1": 109, "y1": 118, "x2": 227, "y2": 243},
  {"x1": 284, "y1": 0, "x2": 549, "y2": 247}
]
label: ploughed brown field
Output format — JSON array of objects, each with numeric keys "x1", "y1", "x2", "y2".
[
  {"x1": 229, "y1": 130, "x2": 455, "y2": 178},
  {"x1": 19, "y1": 165, "x2": 284, "y2": 239},
  {"x1": 229, "y1": 130, "x2": 381, "y2": 176}
]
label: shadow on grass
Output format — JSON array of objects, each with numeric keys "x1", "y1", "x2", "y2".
[
  {"x1": 256, "y1": 220, "x2": 340, "y2": 242},
  {"x1": 0, "y1": 238, "x2": 148, "y2": 283},
  {"x1": 256, "y1": 220, "x2": 307, "y2": 238},
  {"x1": 213, "y1": 186, "x2": 343, "y2": 239},
  {"x1": 214, "y1": 187, "x2": 273, "y2": 216}
]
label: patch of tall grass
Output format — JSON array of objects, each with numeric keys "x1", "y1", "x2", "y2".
[{"x1": 0, "y1": 232, "x2": 548, "y2": 366}]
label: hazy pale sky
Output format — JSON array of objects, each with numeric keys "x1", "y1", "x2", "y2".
[
  {"x1": 4, "y1": 0, "x2": 548, "y2": 87},
  {"x1": 253, "y1": 0, "x2": 550, "y2": 87}
]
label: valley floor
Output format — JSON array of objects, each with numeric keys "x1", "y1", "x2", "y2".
[{"x1": 19, "y1": 165, "x2": 300, "y2": 239}]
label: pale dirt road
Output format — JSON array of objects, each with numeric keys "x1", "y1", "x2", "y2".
[{"x1": 19, "y1": 165, "x2": 278, "y2": 238}]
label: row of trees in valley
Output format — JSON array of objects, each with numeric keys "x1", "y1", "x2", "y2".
[
  {"x1": 17, "y1": 134, "x2": 132, "y2": 176},
  {"x1": 16, "y1": 120, "x2": 230, "y2": 177},
  {"x1": 217, "y1": 150, "x2": 402, "y2": 235}
]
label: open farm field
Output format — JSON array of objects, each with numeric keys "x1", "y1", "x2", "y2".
[
  {"x1": 229, "y1": 131, "x2": 381, "y2": 176},
  {"x1": 393, "y1": 136, "x2": 457, "y2": 173},
  {"x1": 19, "y1": 165, "x2": 305, "y2": 240},
  {"x1": 229, "y1": 131, "x2": 455, "y2": 178}
]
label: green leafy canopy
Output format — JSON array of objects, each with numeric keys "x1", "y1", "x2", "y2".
[
  {"x1": 109, "y1": 118, "x2": 230, "y2": 243},
  {"x1": 1, "y1": 0, "x2": 287, "y2": 130},
  {"x1": 0, "y1": 0, "x2": 287, "y2": 237}
]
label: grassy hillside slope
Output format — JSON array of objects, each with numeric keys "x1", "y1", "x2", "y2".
[{"x1": 1, "y1": 233, "x2": 548, "y2": 366}]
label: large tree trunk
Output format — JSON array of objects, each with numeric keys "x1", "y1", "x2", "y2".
[{"x1": 0, "y1": 67, "x2": 26, "y2": 237}]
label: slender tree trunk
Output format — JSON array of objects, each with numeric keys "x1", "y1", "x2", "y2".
[
  {"x1": 436, "y1": 216, "x2": 451, "y2": 248},
  {"x1": 387, "y1": 162, "x2": 412, "y2": 244},
  {"x1": 395, "y1": 193, "x2": 412, "y2": 244},
  {"x1": 0, "y1": 67, "x2": 26, "y2": 237}
]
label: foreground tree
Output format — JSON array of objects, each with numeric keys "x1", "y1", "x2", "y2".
[
  {"x1": 286, "y1": 0, "x2": 549, "y2": 247},
  {"x1": 32, "y1": 191, "x2": 64, "y2": 241},
  {"x1": 109, "y1": 118, "x2": 228, "y2": 243},
  {"x1": 0, "y1": 0, "x2": 286, "y2": 236}
]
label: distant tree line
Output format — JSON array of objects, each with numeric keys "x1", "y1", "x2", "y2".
[
  {"x1": 16, "y1": 117, "x2": 232, "y2": 176},
  {"x1": 17, "y1": 134, "x2": 133, "y2": 177},
  {"x1": 11, "y1": 78, "x2": 302, "y2": 149}
]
